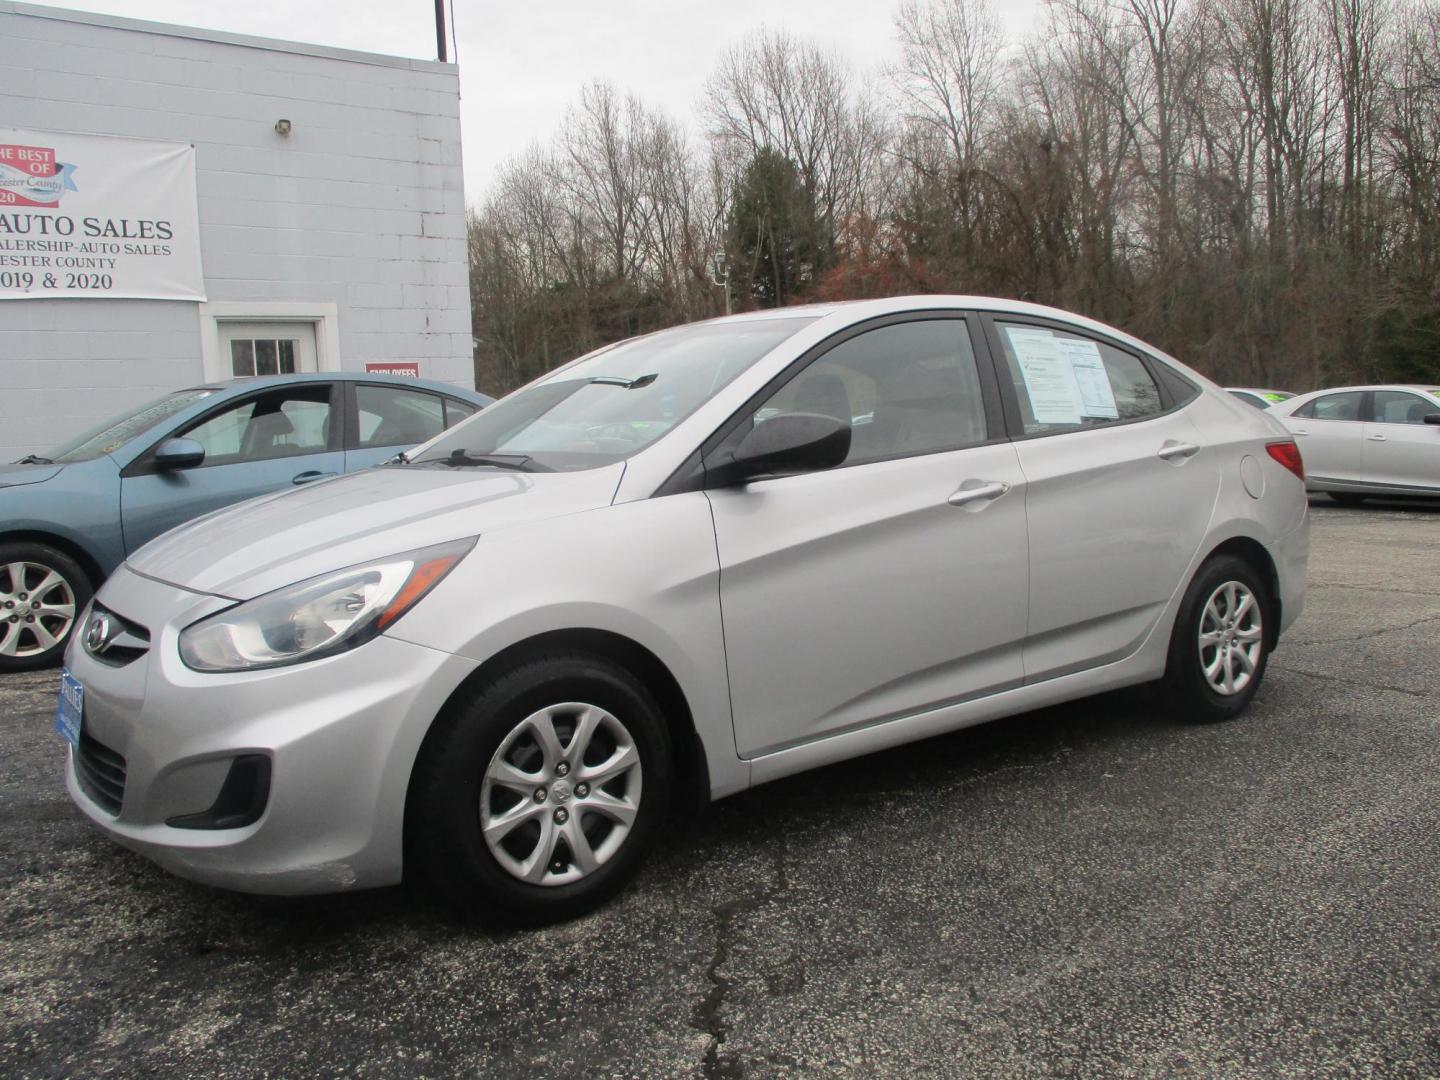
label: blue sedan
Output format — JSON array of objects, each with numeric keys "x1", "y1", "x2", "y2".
[{"x1": 0, "y1": 372, "x2": 492, "y2": 671}]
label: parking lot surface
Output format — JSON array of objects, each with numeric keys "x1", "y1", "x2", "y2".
[{"x1": 2, "y1": 500, "x2": 1437, "y2": 1078}]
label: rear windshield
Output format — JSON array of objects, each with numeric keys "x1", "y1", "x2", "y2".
[
  {"x1": 47, "y1": 389, "x2": 216, "y2": 463},
  {"x1": 410, "y1": 317, "x2": 817, "y2": 472}
]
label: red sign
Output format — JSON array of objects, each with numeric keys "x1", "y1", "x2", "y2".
[
  {"x1": 365, "y1": 362, "x2": 421, "y2": 378},
  {"x1": 0, "y1": 142, "x2": 77, "y2": 208}
]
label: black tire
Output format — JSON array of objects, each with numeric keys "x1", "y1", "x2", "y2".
[
  {"x1": 0, "y1": 542, "x2": 93, "y2": 673},
  {"x1": 409, "y1": 651, "x2": 673, "y2": 925},
  {"x1": 1329, "y1": 493, "x2": 1367, "y2": 507},
  {"x1": 1160, "y1": 554, "x2": 1273, "y2": 723}
]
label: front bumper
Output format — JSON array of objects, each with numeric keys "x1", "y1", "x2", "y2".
[{"x1": 64, "y1": 565, "x2": 478, "y2": 895}]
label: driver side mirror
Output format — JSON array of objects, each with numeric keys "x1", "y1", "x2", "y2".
[
  {"x1": 153, "y1": 437, "x2": 206, "y2": 471},
  {"x1": 706, "y1": 412, "x2": 851, "y2": 487},
  {"x1": 1424, "y1": 413, "x2": 1440, "y2": 426}
]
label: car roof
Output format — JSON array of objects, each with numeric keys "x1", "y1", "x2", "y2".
[
  {"x1": 178, "y1": 371, "x2": 494, "y2": 403},
  {"x1": 1288, "y1": 383, "x2": 1440, "y2": 398}
]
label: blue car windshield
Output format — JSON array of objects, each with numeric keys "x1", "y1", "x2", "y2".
[
  {"x1": 47, "y1": 388, "x2": 217, "y2": 463},
  {"x1": 411, "y1": 316, "x2": 818, "y2": 472}
]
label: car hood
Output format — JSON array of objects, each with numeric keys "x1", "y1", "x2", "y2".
[
  {"x1": 0, "y1": 461, "x2": 63, "y2": 488},
  {"x1": 127, "y1": 463, "x2": 626, "y2": 600}
]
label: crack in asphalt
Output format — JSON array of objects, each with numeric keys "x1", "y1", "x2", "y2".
[
  {"x1": 1311, "y1": 581, "x2": 1440, "y2": 598},
  {"x1": 1272, "y1": 664, "x2": 1430, "y2": 699},
  {"x1": 1288, "y1": 612, "x2": 1440, "y2": 647},
  {"x1": 691, "y1": 845, "x2": 790, "y2": 1079}
]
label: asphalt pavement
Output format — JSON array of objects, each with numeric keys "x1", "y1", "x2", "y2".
[{"x1": 2, "y1": 498, "x2": 1437, "y2": 1078}]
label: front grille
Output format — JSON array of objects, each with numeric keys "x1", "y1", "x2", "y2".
[{"x1": 76, "y1": 729, "x2": 126, "y2": 815}]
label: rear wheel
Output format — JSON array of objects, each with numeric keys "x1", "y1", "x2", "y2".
[
  {"x1": 0, "y1": 543, "x2": 92, "y2": 673},
  {"x1": 1160, "y1": 554, "x2": 1272, "y2": 723},
  {"x1": 409, "y1": 651, "x2": 672, "y2": 925}
]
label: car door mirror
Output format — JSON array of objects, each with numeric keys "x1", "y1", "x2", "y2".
[
  {"x1": 710, "y1": 412, "x2": 851, "y2": 486},
  {"x1": 1423, "y1": 413, "x2": 1440, "y2": 426},
  {"x1": 153, "y1": 437, "x2": 206, "y2": 471}
]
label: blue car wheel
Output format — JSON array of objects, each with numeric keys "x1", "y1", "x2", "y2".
[{"x1": 0, "y1": 542, "x2": 93, "y2": 672}]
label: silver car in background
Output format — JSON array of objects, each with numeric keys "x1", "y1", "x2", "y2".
[
  {"x1": 1268, "y1": 384, "x2": 1440, "y2": 504},
  {"x1": 60, "y1": 296, "x2": 1311, "y2": 924}
]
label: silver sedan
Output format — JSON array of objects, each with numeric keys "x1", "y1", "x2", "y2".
[
  {"x1": 1268, "y1": 384, "x2": 1440, "y2": 504},
  {"x1": 60, "y1": 296, "x2": 1311, "y2": 924}
]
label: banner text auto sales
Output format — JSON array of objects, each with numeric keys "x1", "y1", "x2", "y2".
[{"x1": 0, "y1": 213, "x2": 173, "y2": 270}]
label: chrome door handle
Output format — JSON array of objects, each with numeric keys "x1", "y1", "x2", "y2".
[
  {"x1": 292, "y1": 470, "x2": 338, "y2": 485},
  {"x1": 1292, "y1": 429, "x2": 1309, "y2": 436},
  {"x1": 1367, "y1": 434, "x2": 1387, "y2": 442},
  {"x1": 947, "y1": 480, "x2": 1010, "y2": 507},
  {"x1": 1157, "y1": 441, "x2": 1200, "y2": 461}
]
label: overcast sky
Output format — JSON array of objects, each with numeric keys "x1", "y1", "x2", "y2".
[{"x1": 20, "y1": 0, "x2": 1042, "y2": 206}]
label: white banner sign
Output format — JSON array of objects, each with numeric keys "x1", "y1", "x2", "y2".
[{"x1": 0, "y1": 128, "x2": 204, "y2": 301}]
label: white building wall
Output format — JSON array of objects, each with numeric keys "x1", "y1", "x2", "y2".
[{"x1": 0, "y1": 2, "x2": 472, "y2": 461}]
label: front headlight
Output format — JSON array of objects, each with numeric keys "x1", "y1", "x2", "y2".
[{"x1": 178, "y1": 538, "x2": 474, "y2": 672}]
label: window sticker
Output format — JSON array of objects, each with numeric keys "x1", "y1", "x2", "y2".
[
  {"x1": 1055, "y1": 338, "x2": 1119, "y2": 419},
  {"x1": 1006, "y1": 327, "x2": 1082, "y2": 425}
]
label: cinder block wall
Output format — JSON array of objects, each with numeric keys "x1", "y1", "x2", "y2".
[{"x1": 0, "y1": 2, "x2": 473, "y2": 461}]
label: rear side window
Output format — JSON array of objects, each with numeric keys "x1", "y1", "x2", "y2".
[
  {"x1": 1295, "y1": 392, "x2": 1365, "y2": 421},
  {"x1": 994, "y1": 322, "x2": 1164, "y2": 436},
  {"x1": 356, "y1": 385, "x2": 447, "y2": 449},
  {"x1": 445, "y1": 398, "x2": 478, "y2": 426}
]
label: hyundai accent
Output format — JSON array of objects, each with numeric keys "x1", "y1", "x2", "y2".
[{"x1": 60, "y1": 297, "x2": 1310, "y2": 923}]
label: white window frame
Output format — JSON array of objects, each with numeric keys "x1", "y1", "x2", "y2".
[{"x1": 197, "y1": 302, "x2": 341, "y2": 382}]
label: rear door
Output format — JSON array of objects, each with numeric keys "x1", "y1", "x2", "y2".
[
  {"x1": 1284, "y1": 391, "x2": 1368, "y2": 487},
  {"x1": 983, "y1": 316, "x2": 1220, "y2": 682},
  {"x1": 1364, "y1": 390, "x2": 1440, "y2": 493},
  {"x1": 119, "y1": 383, "x2": 343, "y2": 554}
]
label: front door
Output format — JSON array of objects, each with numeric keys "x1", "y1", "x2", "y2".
[
  {"x1": 707, "y1": 316, "x2": 1029, "y2": 759},
  {"x1": 119, "y1": 383, "x2": 344, "y2": 554},
  {"x1": 1363, "y1": 390, "x2": 1440, "y2": 493}
]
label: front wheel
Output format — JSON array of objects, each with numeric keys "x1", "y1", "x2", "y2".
[
  {"x1": 1160, "y1": 554, "x2": 1272, "y2": 723},
  {"x1": 0, "y1": 542, "x2": 93, "y2": 673},
  {"x1": 409, "y1": 651, "x2": 672, "y2": 925}
]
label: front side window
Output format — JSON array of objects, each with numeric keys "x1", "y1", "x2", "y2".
[
  {"x1": 179, "y1": 387, "x2": 333, "y2": 466},
  {"x1": 412, "y1": 317, "x2": 817, "y2": 472},
  {"x1": 1371, "y1": 390, "x2": 1436, "y2": 425},
  {"x1": 1296, "y1": 392, "x2": 1365, "y2": 422},
  {"x1": 995, "y1": 322, "x2": 1163, "y2": 436},
  {"x1": 738, "y1": 319, "x2": 988, "y2": 468}
]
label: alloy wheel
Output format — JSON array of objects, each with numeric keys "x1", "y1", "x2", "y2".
[
  {"x1": 0, "y1": 561, "x2": 77, "y2": 659},
  {"x1": 1197, "y1": 580, "x2": 1263, "y2": 696},
  {"x1": 480, "y1": 702, "x2": 643, "y2": 886}
]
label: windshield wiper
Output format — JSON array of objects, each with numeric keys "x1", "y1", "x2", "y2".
[
  {"x1": 427, "y1": 450, "x2": 551, "y2": 472},
  {"x1": 588, "y1": 373, "x2": 658, "y2": 389},
  {"x1": 14, "y1": 454, "x2": 53, "y2": 465}
]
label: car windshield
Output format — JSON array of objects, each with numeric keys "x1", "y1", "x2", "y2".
[
  {"x1": 45, "y1": 388, "x2": 217, "y2": 463},
  {"x1": 410, "y1": 317, "x2": 818, "y2": 472}
]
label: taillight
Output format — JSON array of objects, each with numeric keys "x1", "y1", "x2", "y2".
[{"x1": 1266, "y1": 440, "x2": 1304, "y2": 481}]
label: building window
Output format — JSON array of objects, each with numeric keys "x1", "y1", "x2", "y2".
[{"x1": 230, "y1": 336, "x2": 299, "y2": 377}]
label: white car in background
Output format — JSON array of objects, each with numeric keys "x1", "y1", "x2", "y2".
[{"x1": 1268, "y1": 384, "x2": 1440, "y2": 504}]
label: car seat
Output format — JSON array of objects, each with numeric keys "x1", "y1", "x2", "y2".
[{"x1": 240, "y1": 410, "x2": 296, "y2": 459}]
